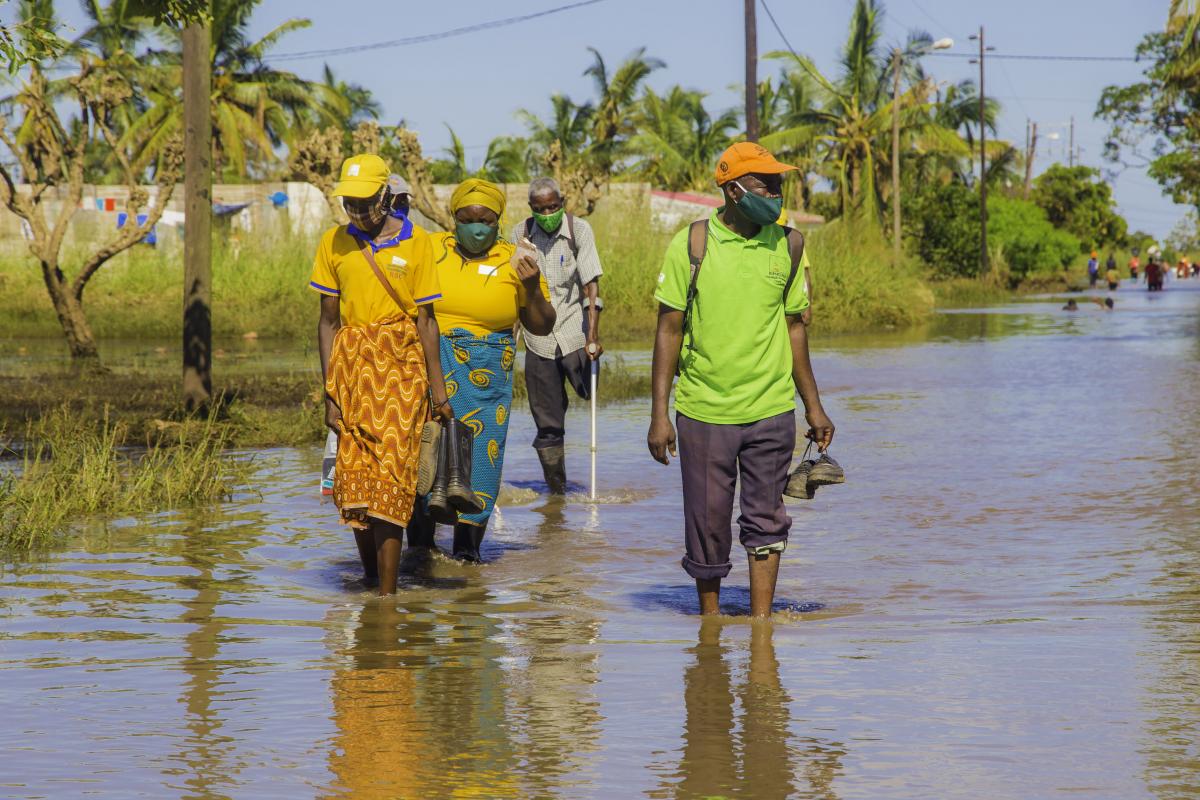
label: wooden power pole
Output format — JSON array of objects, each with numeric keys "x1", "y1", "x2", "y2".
[
  {"x1": 744, "y1": 0, "x2": 759, "y2": 142},
  {"x1": 182, "y1": 17, "x2": 212, "y2": 411}
]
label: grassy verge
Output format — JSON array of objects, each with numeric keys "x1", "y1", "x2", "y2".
[
  {"x1": 0, "y1": 194, "x2": 962, "y2": 346},
  {"x1": 0, "y1": 408, "x2": 253, "y2": 551}
]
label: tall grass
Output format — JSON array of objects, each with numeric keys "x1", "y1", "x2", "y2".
[
  {"x1": 0, "y1": 193, "x2": 942, "y2": 344},
  {"x1": 0, "y1": 407, "x2": 252, "y2": 550}
]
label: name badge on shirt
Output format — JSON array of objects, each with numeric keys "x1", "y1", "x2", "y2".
[
  {"x1": 390, "y1": 255, "x2": 407, "y2": 268},
  {"x1": 387, "y1": 255, "x2": 407, "y2": 275},
  {"x1": 478, "y1": 264, "x2": 499, "y2": 277}
]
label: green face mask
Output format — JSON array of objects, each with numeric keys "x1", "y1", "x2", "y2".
[
  {"x1": 533, "y1": 208, "x2": 565, "y2": 233},
  {"x1": 733, "y1": 181, "x2": 784, "y2": 227},
  {"x1": 455, "y1": 221, "x2": 498, "y2": 254}
]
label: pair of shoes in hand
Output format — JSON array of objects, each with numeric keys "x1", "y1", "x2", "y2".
[{"x1": 784, "y1": 451, "x2": 844, "y2": 499}]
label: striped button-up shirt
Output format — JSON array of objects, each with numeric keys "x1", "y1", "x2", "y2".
[{"x1": 511, "y1": 215, "x2": 603, "y2": 359}]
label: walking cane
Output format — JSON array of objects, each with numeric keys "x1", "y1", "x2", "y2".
[{"x1": 588, "y1": 342, "x2": 598, "y2": 501}]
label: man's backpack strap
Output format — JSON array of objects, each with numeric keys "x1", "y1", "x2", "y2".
[
  {"x1": 565, "y1": 212, "x2": 579, "y2": 260},
  {"x1": 781, "y1": 224, "x2": 806, "y2": 315},
  {"x1": 677, "y1": 219, "x2": 709, "y2": 374}
]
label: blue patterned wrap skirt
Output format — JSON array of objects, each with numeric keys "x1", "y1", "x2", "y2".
[{"x1": 438, "y1": 328, "x2": 516, "y2": 527}]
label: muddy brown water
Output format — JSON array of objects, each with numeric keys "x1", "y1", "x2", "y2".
[{"x1": 3, "y1": 282, "x2": 1200, "y2": 798}]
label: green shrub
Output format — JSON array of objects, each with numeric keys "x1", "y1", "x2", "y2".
[
  {"x1": 904, "y1": 181, "x2": 980, "y2": 279},
  {"x1": 988, "y1": 196, "x2": 1080, "y2": 278}
]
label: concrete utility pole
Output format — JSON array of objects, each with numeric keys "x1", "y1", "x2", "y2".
[
  {"x1": 1069, "y1": 116, "x2": 1075, "y2": 167},
  {"x1": 182, "y1": 16, "x2": 212, "y2": 411},
  {"x1": 970, "y1": 27, "x2": 992, "y2": 276},
  {"x1": 1024, "y1": 120, "x2": 1037, "y2": 199},
  {"x1": 892, "y1": 49, "x2": 903, "y2": 265},
  {"x1": 744, "y1": 0, "x2": 759, "y2": 142}
]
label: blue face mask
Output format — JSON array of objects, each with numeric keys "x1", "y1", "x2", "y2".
[
  {"x1": 455, "y1": 222, "x2": 498, "y2": 254},
  {"x1": 733, "y1": 180, "x2": 784, "y2": 226}
]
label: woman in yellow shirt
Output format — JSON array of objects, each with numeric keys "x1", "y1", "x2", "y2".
[
  {"x1": 409, "y1": 179, "x2": 555, "y2": 561},
  {"x1": 310, "y1": 154, "x2": 453, "y2": 595}
]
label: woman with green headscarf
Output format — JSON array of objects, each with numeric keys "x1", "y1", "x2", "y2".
[{"x1": 407, "y1": 179, "x2": 555, "y2": 561}]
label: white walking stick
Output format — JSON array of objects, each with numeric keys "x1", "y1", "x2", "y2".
[{"x1": 588, "y1": 344, "x2": 598, "y2": 501}]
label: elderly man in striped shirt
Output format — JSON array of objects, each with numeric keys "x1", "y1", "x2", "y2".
[{"x1": 513, "y1": 177, "x2": 604, "y2": 494}]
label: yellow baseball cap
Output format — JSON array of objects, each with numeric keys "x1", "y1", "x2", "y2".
[{"x1": 332, "y1": 154, "x2": 389, "y2": 198}]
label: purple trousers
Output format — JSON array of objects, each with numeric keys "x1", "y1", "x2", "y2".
[{"x1": 676, "y1": 411, "x2": 796, "y2": 580}]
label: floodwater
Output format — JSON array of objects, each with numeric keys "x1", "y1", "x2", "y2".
[{"x1": 3, "y1": 281, "x2": 1200, "y2": 798}]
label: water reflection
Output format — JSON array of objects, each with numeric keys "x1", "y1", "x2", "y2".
[
  {"x1": 657, "y1": 621, "x2": 844, "y2": 799},
  {"x1": 325, "y1": 595, "x2": 521, "y2": 798}
]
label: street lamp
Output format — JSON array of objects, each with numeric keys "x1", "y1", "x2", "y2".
[{"x1": 891, "y1": 37, "x2": 952, "y2": 265}]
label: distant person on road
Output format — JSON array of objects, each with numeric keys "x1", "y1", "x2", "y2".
[
  {"x1": 1062, "y1": 299, "x2": 1079, "y2": 311},
  {"x1": 1087, "y1": 252, "x2": 1099, "y2": 289},
  {"x1": 1105, "y1": 253, "x2": 1117, "y2": 283},
  {"x1": 1146, "y1": 255, "x2": 1165, "y2": 291},
  {"x1": 311, "y1": 154, "x2": 452, "y2": 595},
  {"x1": 647, "y1": 142, "x2": 834, "y2": 618},
  {"x1": 1106, "y1": 263, "x2": 1120, "y2": 291},
  {"x1": 513, "y1": 177, "x2": 604, "y2": 495},
  {"x1": 1129, "y1": 254, "x2": 1140, "y2": 280}
]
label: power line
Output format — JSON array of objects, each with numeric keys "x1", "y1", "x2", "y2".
[
  {"x1": 264, "y1": 0, "x2": 609, "y2": 63},
  {"x1": 759, "y1": 0, "x2": 800, "y2": 63},
  {"x1": 929, "y1": 52, "x2": 1139, "y2": 63}
]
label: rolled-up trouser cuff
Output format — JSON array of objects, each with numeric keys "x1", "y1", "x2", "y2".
[
  {"x1": 745, "y1": 537, "x2": 787, "y2": 556},
  {"x1": 741, "y1": 528, "x2": 788, "y2": 553},
  {"x1": 681, "y1": 554, "x2": 733, "y2": 580}
]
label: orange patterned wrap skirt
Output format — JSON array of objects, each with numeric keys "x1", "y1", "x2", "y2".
[{"x1": 326, "y1": 316, "x2": 429, "y2": 529}]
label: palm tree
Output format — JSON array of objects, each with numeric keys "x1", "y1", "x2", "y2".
[
  {"x1": 128, "y1": 0, "x2": 346, "y2": 180},
  {"x1": 582, "y1": 46, "x2": 665, "y2": 170},
  {"x1": 627, "y1": 86, "x2": 738, "y2": 191},
  {"x1": 765, "y1": 0, "x2": 975, "y2": 221},
  {"x1": 518, "y1": 93, "x2": 594, "y2": 161},
  {"x1": 321, "y1": 63, "x2": 380, "y2": 127}
]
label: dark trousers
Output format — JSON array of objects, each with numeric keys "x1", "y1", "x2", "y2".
[
  {"x1": 676, "y1": 411, "x2": 796, "y2": 580},
  {"x1": 525, "y1": 346, "x2": 592, "y2": 449}
]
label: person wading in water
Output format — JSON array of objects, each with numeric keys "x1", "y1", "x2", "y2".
[
  {"x1": 514, "y1": 177, "x2": 604, "y2": 494},
  {"x1": 647, "y1": 142, "x2": 835, "y2": 618},
  {"x1": 311, "y1": 154, "x2": 453, "y2": 595}
]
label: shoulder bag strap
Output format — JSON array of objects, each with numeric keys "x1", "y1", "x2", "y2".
[
  {"x1": 356, "y1": 237, "x2": 408, "y2": 311},
  {"x1": 524, "y1": 217, "x2": 535, "y2": 241},
  {"x1": 677, "y1": 219, "x2": 709, "y2": 375}
]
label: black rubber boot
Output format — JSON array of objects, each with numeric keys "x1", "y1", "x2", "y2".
[
  {"x1": 536, "y1": 445, "x2": 567, "y2": 495},
  {"x1": 451, "y1": 522, "x2": 486, "y2": 563},
  {"x1": 445, "y1": 418, "x2": 484, "y2": 514},
  {"x1": 405, "y1": 506, "x2": 436, "y2": 549},
  {"x1": 427, "y1": 433, "x2": 457, "y2": 525}
]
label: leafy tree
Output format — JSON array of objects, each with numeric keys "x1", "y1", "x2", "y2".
[
  {"x1": 0, "y1": 0, "x2": 68, "y2": 73},
  {"x1": 1097, "y1": 11, "x2": 1200, "y2": 209},
  {"x1": 128, "y1": 0, "x2": 346, "y2": 180},
  {"x1": 1030, "y1": 164, "x2": 1127, "y2": 250},
  {"x1": 627, "y1": 86, "x2": 739, "y2": 191},
  {"x1": 988, "y1": 196, "x2": 1079, "y2": 277},
  {"x1": 904, "y1": 180, "x2": 980, "y2": 278},
  {"x1": 765, "y1": 0, "x2": 973, "y2": 221}
]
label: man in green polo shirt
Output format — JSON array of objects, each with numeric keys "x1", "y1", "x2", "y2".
[{"x1": 647, "y1": 142, "x2": 835, "y2": 618}]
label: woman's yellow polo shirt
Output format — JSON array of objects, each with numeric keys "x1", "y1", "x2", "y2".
[
  {"x1": 429, "y1": 233, "x2": 550, "y2": 336},
  {"x1": 308, "y1": 221, "x2": 441, "y2": 327}
]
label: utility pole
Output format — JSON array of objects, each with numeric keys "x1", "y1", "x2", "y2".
[
  {"x1": 970, "y1": 27, "x2": 992, "y2": 276},
  {"x1": 744, "y1": 0, "x2": 759, "y2": 142},
  {"x1": 1023, "y1": 120, "x2": 1037, "y2": 199},
  {"x1": 1069, "y1": 116, "x2": 1075, "y2": 167},
  {"x1": 182, "y1": 14, "x2": 212, "y2": 411},
  {"x1": 892, "y1": 49, "x2": 903, "y2": 265}
]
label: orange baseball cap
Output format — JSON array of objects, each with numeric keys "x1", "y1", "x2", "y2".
[{"x1": 714, "y1": 142, "x2": 798, "y2": 184}]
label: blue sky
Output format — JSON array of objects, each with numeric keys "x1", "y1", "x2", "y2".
[{"x1": 19, "y1": 0, "x2": 1185, "y2": 238}]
